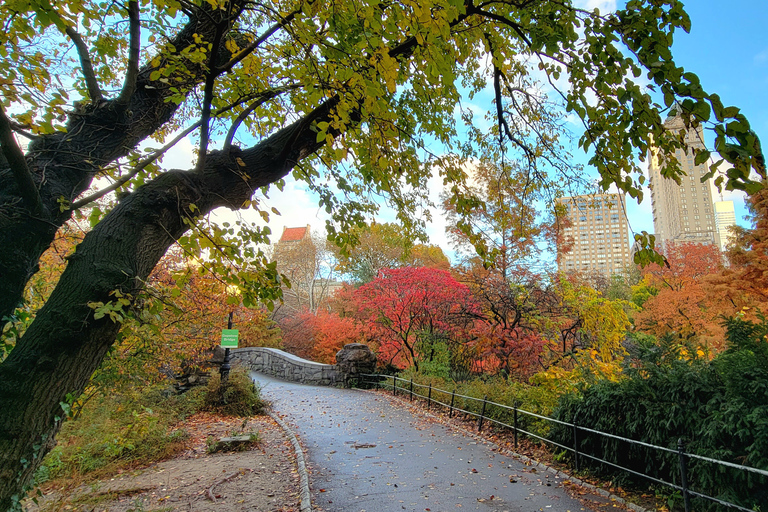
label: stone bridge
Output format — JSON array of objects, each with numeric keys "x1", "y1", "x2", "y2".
[{"x1": 230, "y1": 344, "x2": 375, "y2": 386}]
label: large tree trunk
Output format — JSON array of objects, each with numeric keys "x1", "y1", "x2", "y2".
[
  {"x1": 0, "y1": 2, "x2": 243, "y2": 319},
  {"x1": 0, "y1": 84, "x2": 335, "y2": 509}
]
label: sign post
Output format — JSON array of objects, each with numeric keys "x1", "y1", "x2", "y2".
[{"x1": 220, "y1": 312, "x2": 238, "y2": 392}]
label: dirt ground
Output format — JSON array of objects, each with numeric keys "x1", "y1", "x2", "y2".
[{"x1": 27, "y1": 414, "x2": 301, "y2": 512}]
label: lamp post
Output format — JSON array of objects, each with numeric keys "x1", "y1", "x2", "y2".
[{"x1": 220, "y1": 311, "x2": 233, "y2": 388}]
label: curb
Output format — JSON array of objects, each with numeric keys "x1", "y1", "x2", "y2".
[
  {"x1": 372, "y1": 390, "x2": 652, "y2": 512},
  {"x1": 267, "y1": 411, "x2": 312, "y2": 512}
]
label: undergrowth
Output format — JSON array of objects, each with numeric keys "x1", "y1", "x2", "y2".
[
  {"x1": 392, "y1": 369, "x2": 560, "y2": 439},
  {"x1": 35, "y1": 367, "x2": 267, "y2": 486}
]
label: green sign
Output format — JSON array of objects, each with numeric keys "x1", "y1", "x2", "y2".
[{"x1": 221, "y1": 329, "x2": 239, "y2": 348}]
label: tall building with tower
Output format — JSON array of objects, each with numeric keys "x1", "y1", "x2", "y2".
[
  {"x1": 647, "y1": 115, "x2": 717, "y2": 247},
  {"x1": 557, "y1": 193, "x2": 632, "y2": 276}
]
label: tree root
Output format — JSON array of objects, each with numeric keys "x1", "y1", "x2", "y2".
[{"x1": 206, "y1": 468, "x2": 253, "y2": 501}]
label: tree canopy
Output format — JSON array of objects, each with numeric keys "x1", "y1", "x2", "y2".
[{"x1": 0, "y1": 0, "x2": 765, "y2": 508}]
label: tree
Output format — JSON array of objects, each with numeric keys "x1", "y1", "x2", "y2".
[
  {"x1": 334, "y1": 222, "x2": 449, "y2": 284},
  {"x1": 454, "y1": 262, "x2": 549, "y2": 379},
  {"x1": 443, "y1": 159, "x2": 568, "y2": 275},
  {"x1": 353, "y1": 267, "x2": 479, "y2": 370},
  {"x1": 634, "y1": 242, "x2": 731, "y2": 352},
  {"x1": 0, "y1": 0, "x2": 765, "y2": 506}
]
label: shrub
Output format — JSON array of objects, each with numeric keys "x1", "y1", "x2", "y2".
[
  {"x1": 552, "y1": 320, "x2": 768, "y2": 511},
  {"x1": 203, "y1": 367, "x2": 269, "y2": 417}
]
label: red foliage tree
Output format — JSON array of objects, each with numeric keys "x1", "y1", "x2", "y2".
[
  {"x1": 455, "y1": 264, "x2": 547, "y2": 379},
  {"x1": 278, "y1": 308, "x2": 361, "y2": 363},
  {"x1": 352, "y1": 267, "x2": 480, "y2": 370}
]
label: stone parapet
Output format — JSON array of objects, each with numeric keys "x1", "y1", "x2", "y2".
[{"x1": 231, "y1": 347, "x2": 340, "y2": 386}]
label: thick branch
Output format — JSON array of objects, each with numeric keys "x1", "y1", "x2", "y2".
[
  {"x1": 116, "y1": 0, "x2": 141, "y2": 106},
  {"x1": 71, "y1": 122, "x2": 202, "y2": 209},
  {"x1": 0, "y1": 105, "x2": 42, "y2": 215},
  {"x1": 223, "y1": 90, "x2": 291, "y2": 152},
  {"x1": 65, "y1": 26, "x2": 103, "y2": 102}
]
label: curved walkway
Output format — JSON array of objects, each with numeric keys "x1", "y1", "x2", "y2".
[{"x1": 252, "y1": 372, "x2": 618, "y2": 512}]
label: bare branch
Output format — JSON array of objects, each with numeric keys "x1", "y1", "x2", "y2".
[
  {"x1": 115, "y1": 0, "x2": 141, "y2": 106},
  {"x1": 65, "y1": 26, "x2": 103, "y2": 102},
  {"x1": 0, "y1": 105, "x2": 42, "y2": 215},
  {"x1": 196, "y1": 21, "x2": 227, "y2": 172}
]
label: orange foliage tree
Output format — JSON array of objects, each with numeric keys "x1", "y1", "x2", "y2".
[
  {"x1": 633, "y1": 242, "x2": 730, "y2": 353},
  {"x1": 279, "y1": 310, "x2": 362, "y2": 364}
]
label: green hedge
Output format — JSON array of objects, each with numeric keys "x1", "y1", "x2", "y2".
[{"x1": 552, "y1": 319, "x2": 768, "y2": 511}]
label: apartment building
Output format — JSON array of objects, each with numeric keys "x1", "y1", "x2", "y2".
[
  {"x1": 647, "y1": 115, "x2": 718, "y2": 247},
  {"x1": 557, "y1": 193, "x2": 632, "y2": 276}
]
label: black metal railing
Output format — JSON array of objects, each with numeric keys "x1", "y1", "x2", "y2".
[{"x1": 360, "y1": 374, "x2": 768, "y2": 512}]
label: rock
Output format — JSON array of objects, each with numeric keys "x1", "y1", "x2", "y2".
[
  {"x1": 209, "y1": 435, "x2": 258, "y2": 453},
  {"x1": 211, "y1": 346, "x2": 226, "y2": 364},
  {"x1": 335, "y1": 343, "x2": 377, "y2": 386}
]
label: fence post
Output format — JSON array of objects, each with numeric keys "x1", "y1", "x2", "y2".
[
  {"x1": 573, "y1": 418, "x2": 580, "y2": 472},
  {"x1": 375, "y1": 376, "x2": 379, "y2": 391},
  {"x1": 427, "y1": 384, "x2": 432, "y2": 410},
  {"x1": 409, "y1": 378, "x2": 414, "y2": 401},
  {"x1": 513, "y1": 404, "x2": 519, "y2": 449},
  {"x1": 449, "y1": 390, "x2": 456, "y2": 418},
  {"x1": 678, "y1": 438, "x2": 691, "y2": 512},
  {"x1": 477, "y1": 395, "x2": 488, "y2": 432},
  {"x1": 392, "y1": 375, "x2": 397, "y2": 396}
]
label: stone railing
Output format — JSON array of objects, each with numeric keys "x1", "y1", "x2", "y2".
[{"x1": 231, "y1": 347, "x2": 340, "y2": 386}]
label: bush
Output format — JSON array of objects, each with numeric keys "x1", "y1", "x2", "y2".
[
  {"x1": 36, "y1": 384, "x2": 206, "y2": 483},
  {"x1": 395, "y1": 369, "x2": 561, "y2": 439},
  {"x1": 552, "y1": 320, "x2": 768, "y2": 511},
  {"x1": 203, "y1": 367, "x2": 269, "y2": 417}
]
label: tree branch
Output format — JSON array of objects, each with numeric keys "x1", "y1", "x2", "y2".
[
  {"x1": 0, "y1": 104, "x2": 42, "y2": 215},
  {"x1": 223, "y1": 89, "x2": 290, "y2": 152},
  {"x1": 71, "y1": 122, "x2": 201, "y2": 209},
  {"x1": 216, "y1": 9, "x2": 302, "y2": 74},
  {"x1": 196, "y1": 21, "x2": 227, "y2": 171},
  {"x1": 115, "y1": 0, "x2": 141, "y2": 106},
  {"x1": 72, "y1": 89, "x2": 278, "y2": 209},
  {"x1": 65, "y1": 26, "x2": 103, "y2": 102}
]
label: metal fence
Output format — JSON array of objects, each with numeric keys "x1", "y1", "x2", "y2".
[{"x1": 359, "y1": 373, "x2": 768, "y2": 512}]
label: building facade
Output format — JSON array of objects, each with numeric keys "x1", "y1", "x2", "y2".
[
  {"x1": 647, "y1": 115, "x2": 717, "y2": 247},
  {"x1": 557, "y1": 193, "x2": 632, "y2": 276},
  {"x1": 714, "y1": 200, "x2": 737, "y2": 252}
]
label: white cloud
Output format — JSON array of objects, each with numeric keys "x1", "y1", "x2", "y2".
[
  {"x1": 574, "y1": 0, "x2": 617, "y2": 13},
  {"x1": 754, "y1": 47, "x2": 768, "y2": 65}
]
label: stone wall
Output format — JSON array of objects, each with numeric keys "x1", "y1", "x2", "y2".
[{"x1": 231, "y1": 347, "x2": 340, "y2": 386}]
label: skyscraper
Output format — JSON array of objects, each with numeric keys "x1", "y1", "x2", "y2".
[
  {"x1": 647, "y1": 115, "x2": 717, "y2": 247},
  {"x1": 557, "y1": 193, "x2": 632, "y2": 276},
  {"x1": 714, "y1": 200, "x2": 737, "y2": 252}
]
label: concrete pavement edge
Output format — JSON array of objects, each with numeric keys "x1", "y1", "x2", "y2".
[{"x1": 267, "y1": 411, "x2": 313, "y2": 512}]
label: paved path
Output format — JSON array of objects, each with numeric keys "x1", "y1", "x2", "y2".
[{"x1": 252, "y1": 372, "x2": 607, "y2": 512}]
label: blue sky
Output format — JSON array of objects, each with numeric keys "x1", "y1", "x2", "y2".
[{"x1": 622, "y1": 0, "x2": 768, "y2": 233}]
